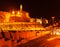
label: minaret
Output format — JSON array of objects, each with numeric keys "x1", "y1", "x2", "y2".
[{"x1": 20, "y1": 4, "x2": 23, "y2": 12}]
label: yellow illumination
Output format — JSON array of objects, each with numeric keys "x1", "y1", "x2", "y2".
[
  {"x1": 52, "y1": 16, "x2": 55, "y2": 20},
  {"x1": 45, "y1": 20, "x2": 48, "y2": 24},
  {"x1": 56, "y1": 32, "x2": 60, "y2": 35},
  {"x1": 17, "y1": 11, "x2": 20, "y2": 15},
  {"x1": 36, "y1": 19, "x2": 42, "y2": 24},
  {"x1": 53, "y1": 31, "x2": 56, "y2": 35},
  {"x1": 20, "y1": 4, "x2": 22, "y2": 11},
  {"x1": 11, "y1": 11, "x2": 15, "y2": 16},
  {"x1": 26, "y1": 13, "x2": 30, "y2": 18},
  {"x1": 47, "y1": 37, "x2": 56, "y2": 41},
  {"x1": 12, "y1": 11, "x2": 15, "y2": 14},
  {"x1": 16, "y1": 11, "x2": 20, "y2": 17}
]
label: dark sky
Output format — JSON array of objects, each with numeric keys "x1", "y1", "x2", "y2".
[{"x1": 0, "y1": 0, "x2": 60, "y2": 19}]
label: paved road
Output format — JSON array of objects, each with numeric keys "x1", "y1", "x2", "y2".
[
  {"x1": 17, "y1": 34, "x2": 51, "y2": 47},
  {"x1": 16, "y1": 33, "x2": 60, "y2": 47},
  {"x1": 16, "y1": 34, "x2": 60, "y2": 47}
]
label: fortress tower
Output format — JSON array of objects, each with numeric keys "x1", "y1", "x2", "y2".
[{"x1": 9, "y1": 4, "x2": 30, "y2": 22}]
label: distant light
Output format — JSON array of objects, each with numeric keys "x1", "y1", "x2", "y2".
[
  {"x1": 17, "y1": 11, "x2": 20, "y2": 15},
  {"x1": 12, "y1": 11, "x2": 15, "y2": 14},
  {"x1": 36, "y1": 19, "x2": 42, "y2": 24},
  {"x1": 52, "y1": 16, "x2": 55, "y2": 19},
  {"x1": 45, "y1": 20, "x2": 48, "y2": 24},
  {"x1": 56, "y1": 32, "x2": 60, "y2": 35},
  {"x1": 47, "y1": 37, "x2": 56, "y2": 41},
  {"x1": 26, "y1": 13, "x2": 30, "y2": 18},
  {"x1": 16, "y1": 11, "x2": 20, "y2": 17},
  {"x1": 11, "y1": 11, "x2": 15, "y2": 16},
  {"x1": 20, "y1": 4, "x2": 23, "y2": 11},
  {"x1": 26, "y1": 13, "x2": 29, "y2": 16}
]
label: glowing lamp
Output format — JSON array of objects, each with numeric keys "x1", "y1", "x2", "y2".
[
  {"x1": 17, "y1": 11, "x2": 20, "y2": 15},
  {"x1": 12, "y1": 11, "x2": 15, "y2": 14}
]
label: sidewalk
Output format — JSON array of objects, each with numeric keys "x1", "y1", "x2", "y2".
[{"x1": 19, "y1": 31, "x2": 50, "y2": 44}]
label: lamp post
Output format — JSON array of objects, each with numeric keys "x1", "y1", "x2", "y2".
[
  {"x1": 51, "y1": 16, "x2": 55, "y2": 37},
  {"x1": 52, "y1": 16, "x2": 55, "y2": 25}
]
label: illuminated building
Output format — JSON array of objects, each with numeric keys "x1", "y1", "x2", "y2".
[
  {"x1": 0, "y1": 4, "x2": 46, "y2": 47},
  {"x1": 0, "y1": 4, "x2": 43, "y2": 31}
]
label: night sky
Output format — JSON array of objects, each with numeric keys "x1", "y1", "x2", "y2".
[{"x1": 0, "y1": 0, "x2": 60, "y2": 19}]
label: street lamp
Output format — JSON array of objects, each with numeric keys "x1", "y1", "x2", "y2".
[
  {"x1": 52, "y1": 16, "x2": 55, "y2": 24},
  {"x1": 11, "y1": 11, "x2": 15, "y2": 16},
  {"x1": 51, "y1": 16, "x2": 55, "y2": 37}
]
